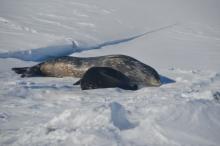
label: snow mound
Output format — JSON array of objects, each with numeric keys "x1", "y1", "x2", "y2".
[{"x1": 110, "y1": 102, "x2": 136, "y2": 130}]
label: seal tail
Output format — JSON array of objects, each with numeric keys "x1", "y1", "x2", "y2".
[
  {"x1": 12, "y1": 65, "x2": 43, "y2": 77},
  {"x1": 12, "y1": 67, "x2": 29, "y2": 74}
]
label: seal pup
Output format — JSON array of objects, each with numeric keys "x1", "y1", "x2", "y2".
[
  {"x1": 74, "y1": 67, "x2": 138, "y2": 90},
  {"x1": 12, "y1": 55, "x2": 161, "y2": 87}
]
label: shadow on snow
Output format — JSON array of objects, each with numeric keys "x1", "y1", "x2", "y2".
[{"x1": 160, "y1": 75, "x2": 176, "y2": 85}]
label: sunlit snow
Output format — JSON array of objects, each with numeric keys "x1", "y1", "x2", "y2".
[{"x1": 0, "y1": 0, "x2": 220, "y2": 146}]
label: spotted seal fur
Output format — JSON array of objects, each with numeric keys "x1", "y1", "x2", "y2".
[{"x1": 12, "y1": 54, "x2": 161, "y2": 87}]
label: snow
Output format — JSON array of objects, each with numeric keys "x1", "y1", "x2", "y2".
[{"x1": 0, "y1": 0, "x2": 220, "y2": 146}]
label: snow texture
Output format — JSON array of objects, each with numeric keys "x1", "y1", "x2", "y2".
[{"x1": 0, "y1": 0, "x2": 220, "y2": 146}]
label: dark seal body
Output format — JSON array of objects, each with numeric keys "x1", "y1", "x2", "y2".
[
  {"x1": 12, "y1": 54, "x2": 161, "y2": 87},
  {"x1": 74, "y1": 67, "x2": 138, "y2": 90}
]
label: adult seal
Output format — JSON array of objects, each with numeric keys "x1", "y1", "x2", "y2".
[
  {"x1": 12, "y1": 54, "x2": 161, "y2": 87},
  {"x1": 74, "y1": 67, "x2": 138, "y2": 90}
]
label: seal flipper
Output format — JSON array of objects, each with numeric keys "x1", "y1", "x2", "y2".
[
  {"x1": 12, "y1": 67, "x2": 29, "y2": 74},
  {"x1": 73, "y1": 79, "x2": 81, "y2": 85},
  {"x1": 12, "y1": 65, "x2": 43, "y2": 77}
]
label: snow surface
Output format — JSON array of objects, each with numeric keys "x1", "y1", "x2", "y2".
[{"x1": 0, "y1": 0, "x2": 220, "y2": 146}]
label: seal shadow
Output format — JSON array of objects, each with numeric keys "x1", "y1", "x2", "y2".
[
  {"x1": 18, "y1": 81, "x2": 75, "y2": 90},
  {"x1": 159, "y1": 75, "x2": 176, "y2": 85}
]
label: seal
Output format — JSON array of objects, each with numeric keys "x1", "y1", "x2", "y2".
[
  {"x1": 74, "y1": 67, "x2": 138, "y2": 90},
  {"x1": 12, "y1": 54, "x2": 161, "y2": 87}
]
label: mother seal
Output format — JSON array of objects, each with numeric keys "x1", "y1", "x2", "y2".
[{"x1": 12, "y1": 55, "x2": 161, "y2": 87}]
